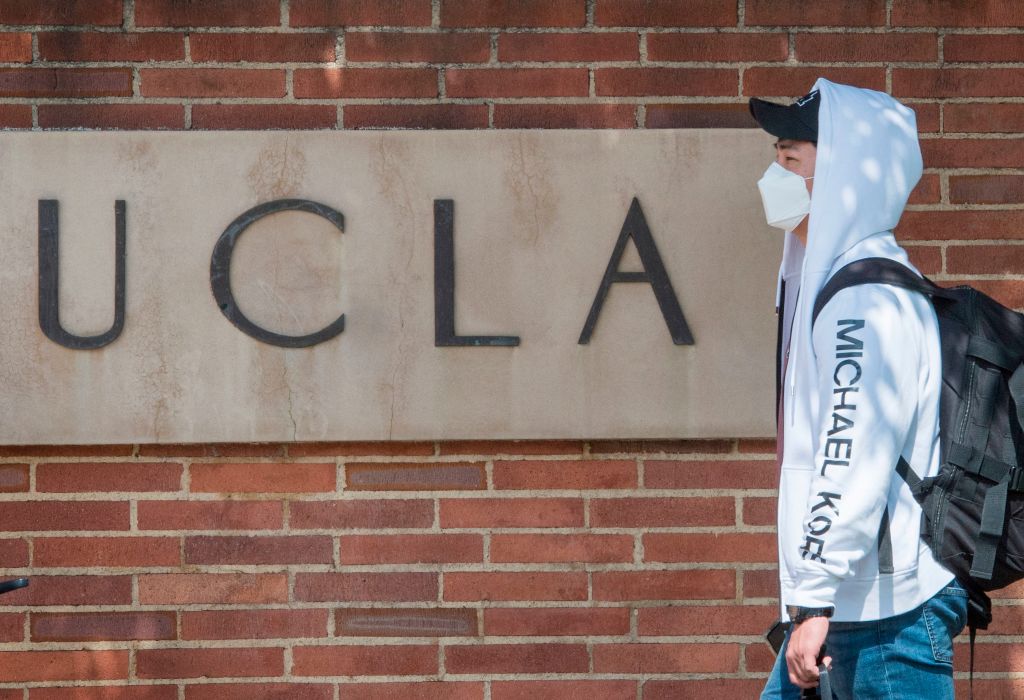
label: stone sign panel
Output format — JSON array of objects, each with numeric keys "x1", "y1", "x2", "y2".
[{"x1": 0, "y1": 130, "x2": 779, "y2": 443}]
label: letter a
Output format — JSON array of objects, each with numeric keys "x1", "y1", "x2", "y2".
[{"x1": 579, "y1": 198, "x2": 693, "y2": 345}]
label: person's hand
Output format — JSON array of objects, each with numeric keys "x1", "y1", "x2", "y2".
[{"x1": 785, "y1": 616, "x2": 832, "y2": 689}]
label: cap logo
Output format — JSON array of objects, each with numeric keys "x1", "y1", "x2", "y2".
[{"x1": 795, "y1": 91, "x2": 819, "y2": 107}]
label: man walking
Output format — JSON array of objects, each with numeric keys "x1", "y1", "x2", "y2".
[{"x1": 751, "y1": 79, "x2": 967, "y2": 699}]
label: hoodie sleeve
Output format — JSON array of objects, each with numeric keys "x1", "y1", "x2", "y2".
[{"x1": 785, "y1": 284, "x2": 921, "y2": 609}]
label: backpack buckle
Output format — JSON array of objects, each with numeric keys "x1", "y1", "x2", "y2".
[{"x1": 1010, "y1": 467, "x2": 1024, "y2": 492}]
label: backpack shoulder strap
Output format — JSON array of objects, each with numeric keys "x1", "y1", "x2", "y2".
[{"x1": 812, "y1": 257, "x2": 953, "y2": 327}]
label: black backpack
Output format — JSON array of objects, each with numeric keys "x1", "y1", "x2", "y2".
[{"x1": 812, "y1": 257, "x2": 1024, "y2": 634}]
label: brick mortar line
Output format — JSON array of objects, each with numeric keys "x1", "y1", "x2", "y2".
[
  {"x1": 19, "y1": 638, "x2": 720, "y2": 650},
  {"x1": 0, "y1": 492, "x2": 781, "y2": 504},
  {"x1": 925, "y1": 170, "x2": 1024, "y2": 177},
  {"x1": 18, "y1": 454, "x2": 676, "y2": 463},
  {"x1": 326, "y1": 605, "x2": 336, "y2": 639},
  {"x1": 583, "y1": 635, "x2": 771, "y2": 644},
  {"x1": 4, "y1": 541, "x2": 779, "y2": 558},
  {"x1": 277, "y1": 0, "x2": 288, "y2": 29},
  {"x1": 0, "y1": 635, "x2": 750, "y2": 645},
  {"x1": 483, "y1": 459, "x2": 494, "y2": 491},
  {"x1": 0, "y1": 25, "x2": 129, "y2": 32},
  {"x1": 5, "y1": 60, "x2": 982, "y2": 68},
  {"x1": 18, "y1": 96, "x2": 1024, "y2": 110},
  {"x1": 333, "y1": 456, "x2": 346, "y2": 489},
  {"x1": 915, "y1": 123, "x2": 1021, "y2": 137},
  {"x1": 129, "y1": 571, "x2": 139, "y2": 608},
  {"x1": 487, "y1": 31, "x2": 498, "y2": 65},
  {"x1": 6, "y1": 599, "x2": 779, "y2": 610},
  {"x1": 0, "y1": 663, "x2": 770, "y2": 671},
  {"x1": 907, "y1": 239, "x2": 1024, "y2": 245},
  {"x1": 127, "y1": 643, "x2": 137, "y2": 683},
  {"x1": 940, "y1": 62, "x2": 1024, "y2": 68},
  {"x1": 283, "y1": 644, "x2": 294, "y2": 680},
  {"x1": 0, "y1": 98, "x2": 722, "y2": 107},
  {"x1": 436, "y1": 565, "x2": 445, "y2": 604},
  {"x1": 124, "y1": 0, "x2": 136, "y2": 32},
  {"x1": 14, "y1": 562, "x2": 774, "y2": 574},
  {"x1": 8, "y1": 25, "x2": 1024, "y2": 40},
  {"x1": 308, "y1": 673, "x2": 1024, "y2": 684},
  {"x1": 0, "y1": 121, "x2": 1011, "y2": 136},
  {"x1": 908, "y1": 202, "x2": 1024, "y2": 210},
  {"x1": 179, "y1": 460, "x2": 192, "y2": 496},
  {"x1": 933, "y1": 274, "x2": 1024, "y2": 281},
  {"x1": 0, "y1": 673, "x2": 846, "y2": 688},
  {"x1": 8, "y1": 27, "x2": 1024, "y2": 35},
  {"x1": 12, "y1": 493, "x2": 782, "y2": 502},
  {"x1": 735, "y1": 496, "x2": 747, "y2": 527},
  {"x1": 0, "y1": 55, "x2": 1015, "y2": 70},
  {"x1": 334, "y1": 30, "x2": 344, "y2": 65},
  {"x1": 9, "y1": 487, "x2": 782, "y2": 491},
  {"x1": 3, "y1": 453, "x2": 776, "y2": 463},
  {"x1": 4, "y1": 466, "x2": 770, "y2": 478},
  {"x1": 930, "y1": 97, "x2": 1024, "y2": 102},
  {"x1": 937, "y1": 133, "x2": 1024, "y2": 140}
]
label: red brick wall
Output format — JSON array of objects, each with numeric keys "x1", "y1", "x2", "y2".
[{"x1": 1, "y1": 0, "x2": 1022, "y2": 697}]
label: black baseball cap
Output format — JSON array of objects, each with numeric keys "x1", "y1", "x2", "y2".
[{"x1": 749, "y1": 90, "x2": 819, "y2": 143}]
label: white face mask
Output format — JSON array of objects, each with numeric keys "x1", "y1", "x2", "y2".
[{"x1": 757, "y1": 162, "x2": 813, "y2": 232}]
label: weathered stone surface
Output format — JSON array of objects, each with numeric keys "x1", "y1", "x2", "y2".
[{"x1": 0, "y1": 130, "x2": 777, "y2": 443}]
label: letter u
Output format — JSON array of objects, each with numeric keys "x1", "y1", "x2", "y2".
[{"x1": 38, "y1": 200, "x2": 126, "y2": 350}]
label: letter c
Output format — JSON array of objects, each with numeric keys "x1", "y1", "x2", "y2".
[
  {"x1": 833, "y1": 358, "x2": 862, "y2": 387},
  {"x1": 210, "y1": 198, "x2": 345, "y2": 348}
]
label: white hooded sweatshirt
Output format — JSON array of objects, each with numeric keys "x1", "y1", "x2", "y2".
[{"x1": 776, "y1": 79, "x2": 953, "y2": 622}]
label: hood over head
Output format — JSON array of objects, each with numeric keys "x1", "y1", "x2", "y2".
[
  {"x1": 801, "y1": 78, "x2": 922, "y2": 275},
  {"x1": 778, "y1": 78, "x2": 923, "y2": 423}
]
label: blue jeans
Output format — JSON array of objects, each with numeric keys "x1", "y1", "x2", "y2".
[{"x1": 761, "y1": 582, "x2": 968, "y2": 699}]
